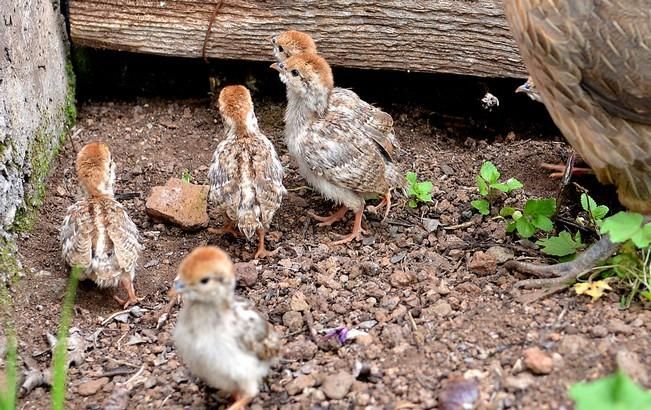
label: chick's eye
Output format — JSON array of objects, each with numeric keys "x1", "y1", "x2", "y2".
[
  {"x1": 290, "y1": 69, "x2": 300, "y2": 77},
  {"x1": 200, "y1": 277, "x2": 210, "y2": 285},
  {"x1": 278, "y1": 45, "x2": 284, "y2": 53}
]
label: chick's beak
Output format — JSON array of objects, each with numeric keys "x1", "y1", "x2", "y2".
[
  {"x1": 169, "y1": 279, "x2": 186, "y2": 297},
  {"x1": 515, "y1": 84, "x2": 527, "y2": 94},
  {"x1": 270, "y1": 62, "x2": 283, "y2": 72}
]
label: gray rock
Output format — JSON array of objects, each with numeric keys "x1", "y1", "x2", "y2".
[{"x1": 321, "y1": 372, "x2": 354, "y2": 400}]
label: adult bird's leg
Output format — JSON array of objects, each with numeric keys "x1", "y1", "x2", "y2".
[
  {"x1": 309, "y1": 205, "x2": 348, "y2": 226},
  {"x1": 208, "y1": 217, "x2": 243, "y2": 238},
  {"x1": 541, "y1": 153, "x2": 593, "y2": 178},
  {"x1": 505, "y1": 236, "x2": 619, "y2": 289},
  {"x1": 331, "y1": 210, "x2": 368, "y2": 245},
  {"x1": 114, "y1": 274, "x2": 139, "y2": 308},
  {"x1": 373, "y1": 191, "x2": 393, "y2": 221},
  {"x1": 253, "y1": 228, "x2": 279, "y2": 259}
]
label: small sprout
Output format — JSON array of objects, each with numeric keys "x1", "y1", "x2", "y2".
[
  {"x1": 471, "y1": 161, "x2": 522, "y2": 215},
  {"x1": 505, "y1": 198, "x2": 556, "y2": 238},
  {"x1": 181, "y1": 169, "x2": 192, "y2": 183},
  {"x1": 574, "y1": 280, "x2": 612, "y2": 302},
  {"x1": 537, "y1": 231, "x2": 584, "y2": 257},
  {"x1": 406, "y1": 172, "x2": 433, "y2": 208},
  {"x1": 580, "y1": 193, "x2": 609, "y2": 222}
]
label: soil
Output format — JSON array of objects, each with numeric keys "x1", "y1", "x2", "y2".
[{"x1": 5, "y1": 65, "x2": 651, "y2": 409}]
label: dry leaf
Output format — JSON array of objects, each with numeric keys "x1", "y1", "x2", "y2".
[{"x1": 575, "y1": 280, "x2": 612, "y2": 301}]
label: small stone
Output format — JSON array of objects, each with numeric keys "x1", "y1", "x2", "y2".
[
  {"x1": 438, "y1": 376, "x2": 479, "y2": 410},
  {"x1": 286, "y1": 374, "x2": 316, "y2": 396},
  {"x1": 468, "y1": 251, "x2": 497, "y2": 274},
  {"x1": 523, "y1": 347, "x2": 553, "y2": 375},
  {"x1": 390, "y1": 270, "x2": 416, "y2": 287},
  {"x1": 590, "y1": 325, "x2": 608, "y2": 338},
  {"x1": 283, "y1": 340, "x2": 318, "y2": 361},
  {"x1": 616, "y1": 350, "x2": 649, "y2": 386},
  {"x1": 607, "y1": 318, "x2": 634, "y2": 335},
  {"x1": 504, "y1": 373, "x2": 535, "y2": 391},
  {"x1": 322, "y1": 372, "x2": 354, "y2": 400},
  {"x1": 485, "y1": 246, "x2": 514, "y2": 264},
  {"x1": 432, "y1": 300, "x2": 452, "y2": 317},
  {"x1": 380, "y1": 324, "x2": 403, "y2": 348},
  {"x1": 290, "y1": 291, "x2": 310, "y2": 312},
  {"x1": 234, "y1": 262, "x2": 257, "y2": 287},
  {"x1": 558, "y1": 334, "x2": 589, "y2": 356},
  {"x1": 282, "y1": 311, "x2": 304, "y2": 332},
  {"x1": 145, "y1": 178, "x2": 209, "y2": 231},
  {"x1": 78, "y1": 377, "x2": 109, "y2": 396},
  {"x1": 355, "y1": 334, "x2": 374, "y2": 346},
  {"x1": 422, "y1": 218, "x2": 441, "y2": 233}
]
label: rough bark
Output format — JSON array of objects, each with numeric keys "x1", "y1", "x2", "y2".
[{"x1": 69, "y1": 0, "x2": 527, "y2": 78}]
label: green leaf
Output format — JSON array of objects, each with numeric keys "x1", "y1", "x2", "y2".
[
  {"x1": 406, "y1": 172, "x2": 417, "y2": 185},
  {"x1": 524, "y1": 198, "x2": 556, "y2": 217},
  {"x1": 181, "y1": 169, "x2": 192, "y2": 183},
  {"x1": 532, "y1": 214, "x2": 554, "y2": 232},
  {"x1": 407, "y1": 199, "x2": 418, "y2": 208},
  {"x1": 416, "y1": 181, "x2": 433, "y2": 195},
  {"x1": 476, "y1": 175, "x2": 489, "y2": 196},
  {"x1": 537, "y1": 231, "x2": 583, "y2": 257},
  {"x1": 505, "y1": 178, "x2": 523, "y2": 191},
  {"x1": 512, "y1": 210, "x2": 523, "y2": 221},
  {"x1": 515, "y1": 217, "x2": 536, "y2": 238},
  {"x1": 479, "y1": 161, "x2": 500, "y2": 184},
  {"x1": 506, "y1": 222, "x2": 516, "y2": 233},
  {"x1": 631, "y1": 223, "x2": 651, "y2": 248},
  {"x1": 471, "y1": 199, "x2": 490, "y2": 215},
  {"x1": 569, "y1": 371, "x2": 651, "y2": 410},
  {"x1": 641, "y1": 291, "x2": 651, "y2": 301},
  {"x1": 418, "y1": 193, "x2": 433, "y2": 203},
  {"x1": 499, "y1": 207, "x2": 516, "y2": 217},
  {"x1": 581, "y1": 193, "x2": 609, "y2": 220},
  {"x1": 490, "y1": 182, "x2": 511, "y2": 193},
  {"x1": 600, "y1": 212, "x2": 645, "y2": 243}
]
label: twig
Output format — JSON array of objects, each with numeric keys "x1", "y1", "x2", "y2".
[
  {"x1": 107, "y1": 358, "x2": 140, "y2": 368},
  {"x1": 114, "y1": 192, "x2": 141, "y2": 201},
  {"x1": 202, "y1": 0, "x2": 224, "y2": 63},
  {"x1": 67, "y1": 127, "x2": 82, "y2": 156},
  {"x1": 120, "y1": 364, "x2": 145, "y2": 388},
  {"x1": 287, "y1": 185, "x2": 312, "y2": 192},
  {"x1": 101, "y1": 309, "x2": 132, "y2": 326},
  {"x1": 303, "y1": 310, "x2": 320, "y2": 345},
  {"x1": 443, "y1": 220, "x2": 475, "y2": 231}
]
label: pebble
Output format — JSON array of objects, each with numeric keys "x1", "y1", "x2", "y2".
[
  {"x1": 290, "y1": 291, "x2": 310, "y2": 312},
  {"x1": 616, "y1": 350, "x2": 649, "y2": 386},
  {"x1": 283, "y1": 340, "x2": 318, "y2": 361},
  {"x1": 286, "y1": 374, "x2": 316, "y2": 396},
  {"x1": 468, "y1": 251, "x2": 497, "y2": 274},
  {"x1": 77, "y1": 377, "x2": 109, "y2": 396},
  {"x1": 282, "y1": 311, "x2": 304, "y2": 332},
  {"x1": 558, "y1": 334, "x2": 589, "y2": 356},
  {"x1": 322, "y1": 372, "x2": 354, "y2": 400},
  {"x1": 523, "y1": 347, "x2": 554, "y2": 375},
  {"x1": 144, "y1": 178, "x2": 209, "y2": 231},
  {"x1": 590, "y1": 325, "x2": 608, "y2": 338},
  {"x1": 380, "y1": 324, "x2": 404, "y2": 348},
  {"x1": 234, "y1": 262, "x2": 257, "y2": 287},
  {"x1": 504, "y1": 372, "x2": 535, "y2": 391},
  {"x1": 607, "y1": 318, "x2": 634, "y2": 335},
  {"x1": 431, "y1": 300, "x2": 452, "y2": 317},
  {"x1": 485, "y1": 246, "x2": 514, "y2": 264},
  {"x1": 389, "y1": 270, "x2": 415, "y2": 287}
]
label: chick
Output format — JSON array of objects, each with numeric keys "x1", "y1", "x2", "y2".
[
  {"x1": 60, "y1": 142, "x2": 142, "y2": 308},
  {"x1": 172, "y1": 246, "x2": 279, "y2": 410},
  {"x1": 272, "y1": 53, "x2": 406, "y2": 244},
  {"x1": 271, "y1": 30, "x2": 400, "y2": 161},
  {"x1": 208, "y1": 85, "x2": 286, "y2": 259},
  {"x1": 515, "y1": 76, "x2": 542, "y2": 102}
]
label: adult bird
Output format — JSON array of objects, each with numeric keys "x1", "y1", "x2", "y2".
[{"x1": 503, "y1": 0, "x2": 651, "y2": 288}]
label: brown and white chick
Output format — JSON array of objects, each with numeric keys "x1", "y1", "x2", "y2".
[
  {"x1": 271, "y1": 30, "x2": 400, "y2": 161},
  {"x1": 515, "y1": 76, "x2": 543, "y2": 103},
  {"x1": 172, "y1": 246, "x2": 279, "y2": 410},
  {"x1": 208, "y1": 85, "x2": 286, "y2": 259},
  {"x1": 272, "y1": 53, "x2": 406, "y2": 245},
  {"x1": 60, "y1": 142, "x2": 142, "y2": 308}
]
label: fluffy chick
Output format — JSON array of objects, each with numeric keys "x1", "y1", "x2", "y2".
[
  {"x1": 172, "y1": 246, "x2": 279, "y2": 410},
  {"x1": 271, "y1": 30, "x2": 400, "y2": 161},
  {"x1": 515, "y1": 76, "x2": 543, "y2": 102},
  {"x1": 272, "y1": 53, "x2": 405, "y2": 244},
  {"x1": 60, "y1": 142, "x2": 142, "y2": 308},
  {"x1": 208, "y1": 85, "x2": 286, "y2": 259}
]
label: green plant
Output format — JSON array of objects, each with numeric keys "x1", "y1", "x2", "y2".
[
  {"x1": 405, "y1": 172, "x2": 433, "y2": 208},
  {"x1": 537, "y1": 230, "x2": 585, "y2": 257},
  {"x1": 471, "y1": 161, "x2": 523, "y2": 215},
  {"x1": 569, "y1": 370, "x2": 651, "y2": 410},
  {"x1": 51, "y1": 267, "x2": 81, "y2": 410},
  {"x1": 501, "y1": 198, "x2": 556, "y2": 238},
  {"x1": 580, "y1": 193, "x2": 609, "y2": 225},
  {"x1": 601, "y1": 212, "x2": 651, "y2": 248},
  {"x1": 181, "y1": 169, "x2": 192, "y2": 183},
  {"x1": 0, "y1": 287, "x2": 17, "y2": 410}
]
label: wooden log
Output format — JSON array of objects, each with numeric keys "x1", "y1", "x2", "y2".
[{"x1": 68, "y1": 0, "x2": 527, "y2": 78}]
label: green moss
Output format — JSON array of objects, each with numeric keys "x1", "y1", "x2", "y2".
[
  {"x1": 0, "y1": 236, "x2": 22, "y2": 284},
  {"x1": 12, "y1": 56, "x2": 77, "y2": 233}
]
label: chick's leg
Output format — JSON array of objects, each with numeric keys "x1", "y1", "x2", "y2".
[
  {"x1": 308, "y1": 205, "x2": 348, "y2": 227},
  {"x1": 505, "y1": 236, "x2": 618, "y2": 289},
  {"x1": 254, "y1": 229, "x2": 279, "y2": 259},
  {"x1": 114, "y1": 274, "x2": 139, "y2": 308},
  {"x1": 331, "y1": 209, "x2": 367, "y2": 245},
  {"x1": 541, "y1": 153, "x2": 592, "y2": 178},
  {"x1": 227, "y1": 392, "x2": 252, "y2": 410},
  {"x1": 373, "y1": 191, "x2": 393, "y2": 221},
  {"x1": 208, "y1": 217, "x2": 244, "y2": 238}
]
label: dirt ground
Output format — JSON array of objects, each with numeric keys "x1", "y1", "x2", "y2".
[{"x1": 6, "y1": 79, "x2": 651, "y2": 409}]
